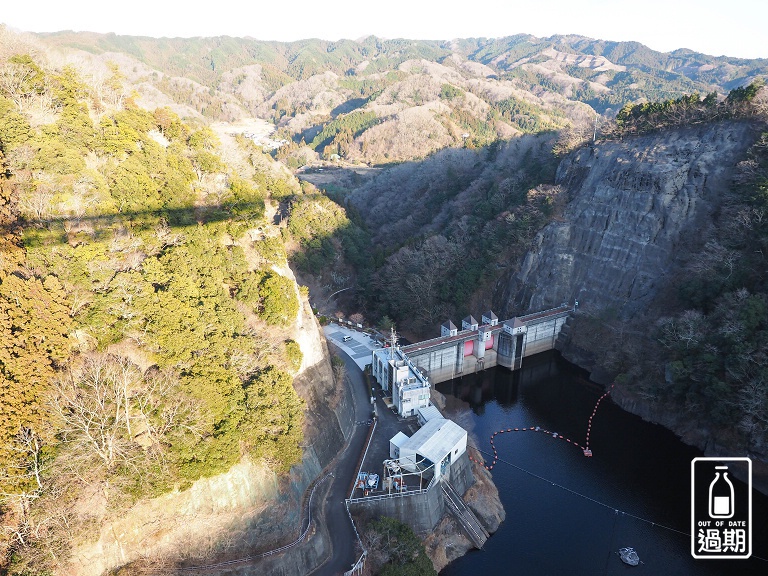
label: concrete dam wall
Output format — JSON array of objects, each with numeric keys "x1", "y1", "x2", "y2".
[{"x1": 400, "y1": 305, "x2": 572, "y2": 385}]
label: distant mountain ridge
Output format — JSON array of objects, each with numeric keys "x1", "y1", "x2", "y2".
[
  {"x1": 37, "y1": 30, "x2": 767, "y2": 90},
  {"x1": 15, "y1": 30, "x2": 758, "y2": 168}
]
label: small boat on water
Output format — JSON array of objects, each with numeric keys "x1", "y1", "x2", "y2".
[{"x1": 618, "y1": 547, "x2": 641, "y2": 566}]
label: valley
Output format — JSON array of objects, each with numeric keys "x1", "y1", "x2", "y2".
[{"x1": 0, "y1": 22, "x2": 767, "y2": 576}]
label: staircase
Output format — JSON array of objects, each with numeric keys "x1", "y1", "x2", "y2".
[{"x1": 441, "y1": 480, "x2": 489, "y2": 548}]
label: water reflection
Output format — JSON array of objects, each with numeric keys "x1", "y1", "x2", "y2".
[{"x1": 436, "y1": 352, "x2": 767, "y2": 576}]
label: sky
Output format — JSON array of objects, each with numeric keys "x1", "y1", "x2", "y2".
[{"x1": 2, "y1": 0, "x2": 767, "y2": 59}]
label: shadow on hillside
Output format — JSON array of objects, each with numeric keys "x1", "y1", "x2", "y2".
[
  {"x1": 293, "y1": 134, "x2": 562, "y2": 336},
  {"x1": 11, "y1": 201, "x2": 270, "y2": 248},
  {"x1": 10, "y1": 134, "x2": 562, "y2": 341}
]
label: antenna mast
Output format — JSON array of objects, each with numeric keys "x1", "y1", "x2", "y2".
[{"x1": 389, "y1": 326, "x2": 398, "y2": 359}]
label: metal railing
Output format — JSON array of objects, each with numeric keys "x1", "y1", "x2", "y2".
[
  {"x1": 518, "y1": 303, "x2": 574, "y2": 323},
  {"x1": 177, "y1": 472, "x2": 333, "y2": 571},
  {"x1": 343, "y1": 552, "x2": 366, "y2": 576},
  {"x1": 349, "y1": 418, "x2": 378, "y2": 499},
  {"x1": 346, "y1": 475, "x2": 437, "y2": 504},
  {"x1": 403, "y1": 304, "x2": 575, "y2": 355},
  {"x1": 401, "y1": 328, "x2": 476, "y2": 351}
]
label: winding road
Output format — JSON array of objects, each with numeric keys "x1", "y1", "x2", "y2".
[{"x1": 309, "y1": 332, "x2": 374, "y2": 576}]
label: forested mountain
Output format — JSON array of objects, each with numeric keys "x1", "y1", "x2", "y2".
[
  {"x1": 0, "y1": 29, "x2": 341, "y2": 573},
  {"x1": 1, "y1": 22, "x2": 767, "y2": 575},
  {"x1": 29, "y1": 29, "x2": 768, "y2": 166}
]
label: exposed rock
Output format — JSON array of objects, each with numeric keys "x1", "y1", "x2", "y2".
[
  {"x1": 423, "y1": 454, "x2": 504, "y2": 572},
  {"x1": 464, "y1": 454, "x2": 505, "y2": 534},
  {"x1": 66, "y1": 296, "x2": 353, "y2": 576},
  {"x1": 498, "y1": 120, "x2": 768, "y2": 493},
  {"x1": 423, "y1": 516, "x2": 473, "y2": 573},
  {"x1": 500, "y1": 122, "x2": 756, "y2": 319}
]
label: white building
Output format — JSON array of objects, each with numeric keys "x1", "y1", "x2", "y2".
[
  {"x1": 388, "y1": 417, "x2": 467, "y2": 479},
  {"x1": 417, "y1": 405, "x2": 442, "y2": 426},
  {"x1": 372, "y1": 347, "x2": 431, "y2": 417}
]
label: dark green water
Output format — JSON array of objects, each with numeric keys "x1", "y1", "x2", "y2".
[{"x1": 436, "y1": 352, "x2": 767, "y2": 576}]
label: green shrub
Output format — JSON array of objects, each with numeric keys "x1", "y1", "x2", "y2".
[{"x1": 284, "y1": 339, "x2": 303, "y2": 372}]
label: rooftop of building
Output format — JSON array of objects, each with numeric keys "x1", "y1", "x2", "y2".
[
  {"x1": 418, "y1": 405, "x2": 442, "y2": 423},
  {"x1": 399, "y1": 417, "x2": 467, "y2": 465}
]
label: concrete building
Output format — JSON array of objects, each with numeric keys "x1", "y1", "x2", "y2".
[
  {"x1": 417, "y1": 405, "x2": 442, "y2": 426},
  {"x1": 371, "y1": 346, "x2": 431, "y2": 417},
  {"x1": 390, "y1": 431, "x2": 410, "y2": 459},
  {"x1": 388, "y1": 417, "x2": 467, "y2": 479}
]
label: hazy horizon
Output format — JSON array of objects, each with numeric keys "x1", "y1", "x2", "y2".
[{"x1": 3, "y1": 0, "x2": 767, "y2": 60}]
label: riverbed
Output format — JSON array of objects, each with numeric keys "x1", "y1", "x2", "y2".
[{"x1": 436, "y1": 352, "x2": 767, "y2": 576}]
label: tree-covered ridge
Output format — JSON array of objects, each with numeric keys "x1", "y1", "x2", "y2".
[
  {"x1": 609, "y1": 80, "x2": 766, "y2": 136},
  {"x1": 337, "y1": 134, "x2": 559, "y2": 334},
  {"x1": 0, "y1": 51, "x2": 310, "y2": 574},
  {"x1": 30, "y1": 28, "x2": 768, "y2": 166},
  {"x1": 36, "y1": 32, "x2": 451, "y2": 85},
  {"x1": 460, "y1": 34, "x2": 768, "y2": 108},
  {"x1": 651, "y1": 125, "x2": 768, "y2": 449},
  {"x1": 37, "y1": 31, "x2": 768, "y2": 94}
]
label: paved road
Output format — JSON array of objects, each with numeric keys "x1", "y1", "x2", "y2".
[
  {"x1": 309, "y1": 341, "x2": 374, "y2": 576},
  {"x1": 322, "y1": 323, "x2": 382, "y2": 370}
]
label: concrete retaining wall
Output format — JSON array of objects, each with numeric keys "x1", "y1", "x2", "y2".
[
  {"x1": 348, "y1": 485, "x2": 445, "y2": 534},
  {"x1": 346, "y1": 453, "x2": 475, "y2": 535}
]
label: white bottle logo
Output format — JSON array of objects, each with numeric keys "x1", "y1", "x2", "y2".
[{"x1": 708, "y1": 465, "x2": 734, "y2": 518}]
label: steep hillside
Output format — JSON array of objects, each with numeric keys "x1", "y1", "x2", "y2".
[
  {"x1": 0, "y1": 37, "x2": 352, "y2": 575},
  {"x1": 345, "y1": 134, "x2": 559, "y2": 333},
  {"x1": 501, "y1": 122, "x2": 755, "y2": 317},
  {"x1": 499, "y1": 115, "x2": 768, "y2": 480}
]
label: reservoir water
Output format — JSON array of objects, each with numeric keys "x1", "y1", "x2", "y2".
[{"x1": 435, "y1": 352, "x2": 767, "y2": 576}]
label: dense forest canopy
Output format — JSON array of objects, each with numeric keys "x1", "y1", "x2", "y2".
[
  {"x1": 0, "y1": 24, "x2": 767, "y2": 576},
  {"x1": 0, "y1": 40, "x2": 330, "y2": 573}
]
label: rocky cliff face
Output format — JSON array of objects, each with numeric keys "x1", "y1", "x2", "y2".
[
  {"x1": 423, "y1": 456, "x2": 505, "y2": 573},
  {"x1": 500, "y1": 122, "x2": 756, "y2": 318},
  {"x1": 496, "y1": 121, "x2": 768, "y2": 490},
  {"x1": 66, "y1": 297, "x2": 353, "y2": 576}
]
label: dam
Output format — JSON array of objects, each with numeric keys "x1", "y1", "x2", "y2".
[{"x1": 371, "y1": 304, "x2": 574, "y2": 416}]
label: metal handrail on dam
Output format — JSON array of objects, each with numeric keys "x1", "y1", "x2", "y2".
[{"x1": 391, "y1": 304, "x2": 575, "y2": 385}]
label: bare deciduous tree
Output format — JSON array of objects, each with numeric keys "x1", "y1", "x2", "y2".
[
  {"x1": 17, "y1": 173, "x2": 55, "y2": 220},
  {"x1": 752, "y1": 85, "x2": 768, "y2": 120},
  {"x1": 0, "y1": 61, "x2": 39, "y2": 111},
  {"x1": 657, "y1": 310, "x2": 706, "y2": 349},
  {"x1": 50, "y1": 355, "x2": 138, "y2": 471}
]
